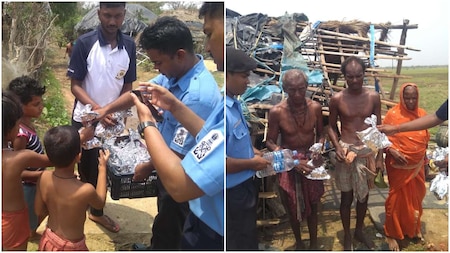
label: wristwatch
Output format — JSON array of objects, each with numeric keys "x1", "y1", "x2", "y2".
[{"x1": 138, "y1": 121, "x2": 156, "y2": 138}]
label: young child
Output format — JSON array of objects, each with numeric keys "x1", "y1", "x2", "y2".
[
  {"x1": 2, "y1": 90, "x2": 52, "y2": 251},
  {"x1": 7, "y1": 75, "x2": 47, "y2": 240},
  {"x1": 35, "y1": 125, "x2": 110, "y2": 251}
]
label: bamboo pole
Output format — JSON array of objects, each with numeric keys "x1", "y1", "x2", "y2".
[
  {"x1": 316, "y1": 28, "x2": 421, "y2": 51},
  {"x1": 301, "y1": 48, "x2": 412, "y2": 60},
  {"x1": 390, "y1": 19, "x2": 409, "y2": 100}
]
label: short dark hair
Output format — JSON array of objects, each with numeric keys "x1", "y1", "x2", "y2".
[
  {"x1": 7, "y1": 75, "x2": 46, "y2": 105},
  {"x1": 140, "y1": 16, "x2": 194, "y2": 56},
  {"x1": 198, "y1": 2, "x2": 224, "y2": 19},
  {"x1": 99, "y1": 2, "x2": 125, "y2": 8},
  {"x1": 2, "y1": 90, "x2": 23, "y2": 138},
  {"x1": 44, "y1": 125, "x2": 81, "y2": 168},
  {"x1": 340, "y1": 56, "x2": 367, "y2": 76}
]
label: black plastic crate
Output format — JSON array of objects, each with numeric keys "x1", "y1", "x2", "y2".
[{"x1": 107, "y1": 166, "x2": 158, "y2": 200}]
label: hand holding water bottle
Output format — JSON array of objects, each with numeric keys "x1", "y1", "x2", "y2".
[{"x1": 256, "y1": 149, "x2": 299, "y2": 178}]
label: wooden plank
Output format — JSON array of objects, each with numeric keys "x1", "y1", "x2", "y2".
[
  {"x1": 259, "y1": 192, "x2": 277, "y2": 199},
  {"x1": 317, "y1": 28, "x2": 421, "y2": 51},
  {"x1": 302, "y1": 48, "x2": 412, "y2": 60},
  {"x1": 257, "y1": 219, "x2": 281, "y2": 226}
]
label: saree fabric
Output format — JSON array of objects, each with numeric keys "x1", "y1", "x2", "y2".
[{"x1": 383, "y1": 83, "x2": 430, "y2": 240}]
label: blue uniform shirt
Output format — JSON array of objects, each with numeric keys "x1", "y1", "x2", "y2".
[
  {"x1": 436, "y1": 99, "x2": 448, "y2": 121},
  {"x1": 181, "y1": 99, "x2": 225, "y2": 236},
  {"x1": 151, "y1": 55, "x2": 221, "y2": 155},
  {"x1": 226, "y1": 96, "x2": 255, "y2": 188}
]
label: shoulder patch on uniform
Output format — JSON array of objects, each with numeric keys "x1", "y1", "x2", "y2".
[
  {"x1": 191, "y1": 129, "x2": 223, "y2": 162},
  {"x1": 173, "y1": 127, "x2": 188, "y2": 147}
]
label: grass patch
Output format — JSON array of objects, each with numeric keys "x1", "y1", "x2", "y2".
[
  {"x1": 35, "y1": 65, "x2": 71, "y2": 137},
  {"x1": 378, "y1": 66, "x2": 448, "y2": 138}
]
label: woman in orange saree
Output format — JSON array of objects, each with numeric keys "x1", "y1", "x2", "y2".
[{"x1": 382, "y1": 83, "x2": 430, "y2": 251}]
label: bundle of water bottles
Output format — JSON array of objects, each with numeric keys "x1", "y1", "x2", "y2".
[{"x1": 256, "y1": 149, "x2": 299, "y2": 178}]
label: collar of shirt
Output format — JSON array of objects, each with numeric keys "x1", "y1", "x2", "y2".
[
  {"x1": 96, "y1": 26, "x2": 124, "y2": 49},
  {"x1": 167, "y1": 54, "x2": 206, "y2": 91},
  {"x1": 225, "y1": 95, "x2": 240, "y2": 109}
]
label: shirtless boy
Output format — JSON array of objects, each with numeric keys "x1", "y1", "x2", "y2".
[
  {"x1": 2, "y1": 90, "x2": 52, "y2": 251},
  {"x1": 35, "y1": 125, "x2": 109, "y2": 251},
  {"x1": 266, "y1": 69, "x2": 325, "y2": 249},
  {"x1": 327, "y1": 56, "x2": 383, "y2": 250}
]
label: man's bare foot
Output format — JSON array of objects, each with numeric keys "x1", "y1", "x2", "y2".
[
  {"x1": 89, "y1": 214, "x2": 120, "y2": 233},
  {"x1": 386, "y1": 237, "x2": 399, "y2": 251},
  {"x1": 354, "y1": 230, "x2": 375, "y2": 249},
  {"x1": 343, "y1": 233, "x2": 353, "y2": 251}
]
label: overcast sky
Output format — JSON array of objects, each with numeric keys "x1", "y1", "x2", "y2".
[{"x1": 226, "y1": 0, "x2": 449, "y2": 67}]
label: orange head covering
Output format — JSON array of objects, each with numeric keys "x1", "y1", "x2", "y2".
[{"x1": 383, "y1": 82, "x2": 430, "y2": 164}]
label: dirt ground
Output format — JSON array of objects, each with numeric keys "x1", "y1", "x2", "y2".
[
  {"x1": 28, "y1": 44, "x2": 448, "y2": 252},
  {"x1": 256, "y1": 178, "x2": 449, "y2": 251}
]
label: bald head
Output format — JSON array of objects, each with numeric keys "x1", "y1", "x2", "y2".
[{"x1": 282, "y1": 69, "x2": 308, "y2": 90}]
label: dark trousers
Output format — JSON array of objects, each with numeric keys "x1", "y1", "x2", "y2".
[
  {"x1": 226, "y1": 177, "x2": 259, "y2": 250},
  {"x1": 72, "y1": 120, "x2": 103, "y2": 217},
  {"x1": 181, "y1": 212, "x2": 224, "y2": 250},
  {"x1": 149, "y1": 178, "x2": 190, "y2": 250}
]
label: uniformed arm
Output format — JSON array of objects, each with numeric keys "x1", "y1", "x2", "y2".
[
  {"x1": 131, "y1": 92, "x2": 204, "y2": 202},
  {"x1": 145, "y1": 83, "x2": 205, "y2": 137},
  {"x1": 226, "y1": 153, "x2": 270, "y2": 174},
  {"x1": 378, "y1": 113, "x2": 444, "y2": 136}
]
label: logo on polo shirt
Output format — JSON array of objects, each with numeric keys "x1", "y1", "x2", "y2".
[
  {"x1": 191, "y1": 129, "x2": 223, "y2": 162},
  {"x1": 115, "y1": 69, "x2": 126, "y2": 80}
]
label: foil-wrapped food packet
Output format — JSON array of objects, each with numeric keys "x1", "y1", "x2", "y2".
[
  {"x1": 79, "y1": 105, "x2": 132, "y2": 150},
  {"x1": 103, "y1": 130, "x2": 151, "y2": 176},
  {"x1": 356, "y1": 114, "x2": 392, "y2": 153}
]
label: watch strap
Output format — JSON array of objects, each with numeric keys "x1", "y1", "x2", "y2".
[{"x1": 138, "y1": 121, "x2": 156, "y2": 137}]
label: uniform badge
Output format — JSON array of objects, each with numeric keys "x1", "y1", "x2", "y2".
[
  {"x1": 191, "y1": 129, "x2": 223, "y2": 162},
  {"x1": 173, "y1": 127, "x2": 188, "y2": 147},
  {"x1": 115, "y1": 69, "x2": 126, "y2": 80}
]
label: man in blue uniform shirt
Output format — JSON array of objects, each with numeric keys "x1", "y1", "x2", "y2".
[
  {"x1": 132, "y1": 16, "x2": 221, "y2": 250},
  {"x1": 96, "y1": 3, "x2": 225, "y2": 250},
  {"x1": 225, "y1": 47, "x2": 270, "y2": 250}
]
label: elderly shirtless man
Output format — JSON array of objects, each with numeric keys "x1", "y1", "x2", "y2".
[
  {"x1": 328, "y1": 56, "x2": 384, "y2": 250},
  {"x1": 266, "y1": 69, "x2": 325, "y2": 250}
]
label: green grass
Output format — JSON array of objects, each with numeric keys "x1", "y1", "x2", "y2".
[
  {"x1": 377, "y1": 66, "x2": 448, "y2": 138},
  {"x1": 35, "y1": 66, "x2": 71, "y2": 137}
]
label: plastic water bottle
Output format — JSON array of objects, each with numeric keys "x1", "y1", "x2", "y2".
[{"x1": 256, "y1": 149, "x2": 299, "y2": 178}]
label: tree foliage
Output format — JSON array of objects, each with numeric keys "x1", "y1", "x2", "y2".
[{"x1": 49, "y1": 2, "x2": 83, "y2": 45}]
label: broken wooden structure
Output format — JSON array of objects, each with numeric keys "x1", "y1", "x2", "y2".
[{"x1": 227, "y1": 12, "x2": 420, "y2": 227}]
